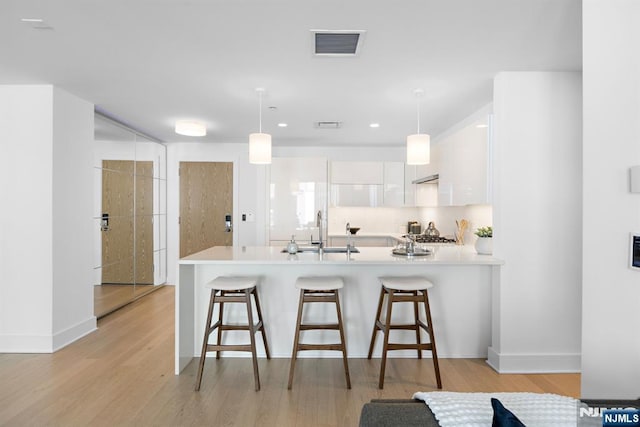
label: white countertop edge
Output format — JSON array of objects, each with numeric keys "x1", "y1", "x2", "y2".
[{"x1": 179, "y1": 246, "x2": 504, "y2": 266}]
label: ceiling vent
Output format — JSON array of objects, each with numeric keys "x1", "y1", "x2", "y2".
[
  {"x1": 311, "y1": 30, "x2": 366, "y2": 56},
  {"x1": 315, "y1": 121, "x2": 342, "y2": 129}
]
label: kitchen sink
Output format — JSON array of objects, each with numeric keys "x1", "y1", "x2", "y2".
[{"x1": 281, "y1": 246, "x2": 359, "y2": 254}]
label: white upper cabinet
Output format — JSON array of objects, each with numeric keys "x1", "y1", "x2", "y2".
[
  {"x1": 330, "y1": 161, "x2": 384, "y2": 184},
  {"x1": 383, "y1": 162, "x2": 405, "y2": 207},
  {"x1": 437, "y1": 117, "x2": 490, "y2": 206},
  {"x1": 269, "y1": 157, "x2": 328, "y2": 241},
  {"x1": 330, "y1": 161, "x2": 416, "y2": 207}
]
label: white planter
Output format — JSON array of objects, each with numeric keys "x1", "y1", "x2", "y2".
[{"x1": 475, "y1": 237, "x2": 493, "y2": 255}]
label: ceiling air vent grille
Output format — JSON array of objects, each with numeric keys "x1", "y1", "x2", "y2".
[
  {"x1": 315, "y1": 121, "x2": 342, "y2": 129},
  {"x1": 311, "y1": 30, "x2": 366, "y2": 56}
]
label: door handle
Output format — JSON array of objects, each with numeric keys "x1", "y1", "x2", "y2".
[
  {"x1": 225, "y1": 214, "x2": 232, "y2": 232},
  {"x1": 101, "y1": 213, "x2": 110, "y2": 231}
]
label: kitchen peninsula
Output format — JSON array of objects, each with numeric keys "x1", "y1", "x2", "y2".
[{"x1": 176, "y1": 245, "x2": 503, "y2": 374}]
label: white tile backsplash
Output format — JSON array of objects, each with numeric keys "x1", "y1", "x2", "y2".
[
  {"x1": 328, "y1": 206, "x2": 420, "y2": 234},
  {"x1": 328, "y1": 204, "x2": 492, "y2": 243}
]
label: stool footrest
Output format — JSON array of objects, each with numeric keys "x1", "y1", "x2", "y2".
[
  {"x1": 386, "y1": 343, "x2": 433, "y2": 351},
  {"x1": 218, "y1": 324, "x2": 256, "y2": 331},
  {"x1": 300, "y1": 323, "x2": 339, "y2": 330},
  {"x1": 302, "y1": 295, "x2": 337, "y2": 303},
  {"x1": 373, "y1": 321, "x2": 431, "y2": 332},
  {"x1": 389, "y1": 294, "x2": 424, "y2": 302},
  {"x1": 215, "y1": 295, "x2": 248, "y2": 303},
  {"x1": 205, "y1": 344, "x2": 253, "y2": 352},
  {"x1": 297, "y1": 343, "x2": 344, "y2": 351}
]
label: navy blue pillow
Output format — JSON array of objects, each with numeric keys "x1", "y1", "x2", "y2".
[{"x1": 491, "y1": 398, "x2": 526, "y2": 427}]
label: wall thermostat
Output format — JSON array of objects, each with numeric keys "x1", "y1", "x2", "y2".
[{"x1": 630, "y1": 232, "x2": 640, "y2": 270}]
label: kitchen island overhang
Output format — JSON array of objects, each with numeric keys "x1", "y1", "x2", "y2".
[{"x1": 176, "y1": 246, "x2": 504, "y2": 375}]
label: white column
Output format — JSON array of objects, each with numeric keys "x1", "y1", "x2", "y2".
[
  {"x1": 0, "y1": 85, "x2": 95, "y2": 352},
  {"x1": 489, "y1": 72, "x2": 582, "y2": 373}
]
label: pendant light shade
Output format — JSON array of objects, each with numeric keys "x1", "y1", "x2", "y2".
[
  {"x1": 249, "y1": 88, "x2": 272, "y2": 164},
  {"x1": 406, "y1": 134, "x2": 430, "y2": 165},
  {"x1": 249, "y1": 132, "x2": 272, "y2": 164},
  {"x1": 406, "y1": 89, "x2": 430, "y2": 165}
]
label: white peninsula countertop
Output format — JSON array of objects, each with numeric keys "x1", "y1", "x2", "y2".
[
  {"x1": 176, "y1": 245, "x2": 504, "y2": 375},
  {"x1": 179, "y1": 244, "x2": 503, "y2": 265}
]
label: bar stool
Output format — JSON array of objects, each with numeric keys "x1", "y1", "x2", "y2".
[
  {"x1": 195, "y1": 276, "x2": 270, "y2": 392},
  {"x1": 288, "y1": 276, "x2": 351, "y2": 390},
  {"x1": 367, "y1": 276, "x2": 442, "y2": 389}
]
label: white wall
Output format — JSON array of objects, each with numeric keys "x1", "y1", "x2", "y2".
[
  {"x1": 51, "y1": 87, "x2": 95, "y2": 349},
  {"x1": 582, "y1": 0, "x2": 640, "y2": 399},
  {"x1": 0, "y1": 85, "x2": 96, "y2": 352},
  {"x1": 489, "y1": 72, "x2": 582, "y2": 373},
  {"x1": 0, "y1": 86, "x2": 55, "y2": 350}
]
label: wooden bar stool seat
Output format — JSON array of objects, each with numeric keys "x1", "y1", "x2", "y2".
[
  {"x1": 195, "y1": 276, "x2": 270, "y2": 392},
  {"x1": 367, "y1": 276, "x2": 442, "y2": 389},
  {"x1": 288, "y1": 276, "x2": 351, "y2": 390}
]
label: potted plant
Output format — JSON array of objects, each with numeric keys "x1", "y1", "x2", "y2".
[{"x1": 474, "y1": 226, "x2": 493, "y2": 255}]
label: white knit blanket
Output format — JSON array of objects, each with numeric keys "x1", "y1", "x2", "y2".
[{"x1": 412, "y1": 391, "x2": 583, "y2": 427}]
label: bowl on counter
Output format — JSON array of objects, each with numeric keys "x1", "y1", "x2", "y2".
[{"x1": 349, "y1": 227, "x2": 360, "y2": 235}]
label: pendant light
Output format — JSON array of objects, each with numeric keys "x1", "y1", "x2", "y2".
[
  {"x1": 406, "y1": 89, "x2": 430, "y2": 165},
  {"x1": 249, "y1": 88, "x2": 272, "y2": 164}
]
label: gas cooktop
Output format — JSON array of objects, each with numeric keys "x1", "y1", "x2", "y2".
[{"x1": 411, "y1": 235, "x2": 457, "y2": 244}]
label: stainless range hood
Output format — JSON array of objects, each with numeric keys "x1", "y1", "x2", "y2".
[{"x1": 412, "y1": 173, "x2": 439, "y2": 184}]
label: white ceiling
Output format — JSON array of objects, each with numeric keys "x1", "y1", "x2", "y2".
[{"x1": 0, "y1": 0, "x2": 581, "y2": 146}]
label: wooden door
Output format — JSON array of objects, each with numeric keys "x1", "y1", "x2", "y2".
[
  {"x1": 101, "y1": 160, "x2": 154, "y2": 284},
  {"x1": 179, "y1": 162, "x2": 233, "y2": 258}
]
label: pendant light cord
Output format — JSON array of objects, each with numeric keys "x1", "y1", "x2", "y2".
[
  {"x1": 258, "y1": 90, "x2": 263, "y2": 133},
  {"x1": 416, "y1": 97, "x2": 421, "y2": 134}
]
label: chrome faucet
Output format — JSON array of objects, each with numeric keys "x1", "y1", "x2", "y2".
[
  {"x1": 346, "y1": 222, "x2": 351, "y2": 249},
  {"x1": 316, "y1": 210, "x2": 323, "y2": 249}
]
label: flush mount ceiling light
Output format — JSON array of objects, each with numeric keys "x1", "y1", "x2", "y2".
[
  {"x1": 20, "y1": 17, "x2": 53, "y2": 30},
  {"x1": 175, "y1": 120, "x2": 206, "y2": 136},
  {"x1": 249, "y1": 88, "x2": 272, "y2": 164},
  {"x1": 406, "y1": 89, "x2": 430, "y2": 165}
]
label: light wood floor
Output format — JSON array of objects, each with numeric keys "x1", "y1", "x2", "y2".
[{"x1": 0, "y1": 287, "x2": 580, "y2": 426}]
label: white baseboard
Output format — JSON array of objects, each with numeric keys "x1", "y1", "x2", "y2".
[
  {"x1": 0, "y1": 317, "x2": 97, "y2": 353},
  {"x1": 487, "y1": 347, "x2": 581, "y2": 373},
  {"x1": 52, "y1": 317, "x2": 97, "y2": 351},
  {"x1": 0, "y1": 334, "x2": 54, "y2": 353}
]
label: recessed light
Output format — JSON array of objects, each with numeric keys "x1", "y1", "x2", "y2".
[
  {"x1": 175, "y1": 120, "x2": 206, "y2": 136},
  {"x1": 476, "y1": 124, "x2": 488, "y2": 128},
  {"x1": 278, "y1": 123, "x2": 288, "y2": 128},
  {"x1": 369, "y1": 123, "x2": 380, "y2": 128},
  {"x1": 21, "y1": 18, "x2": 44, "y2": 22}
]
